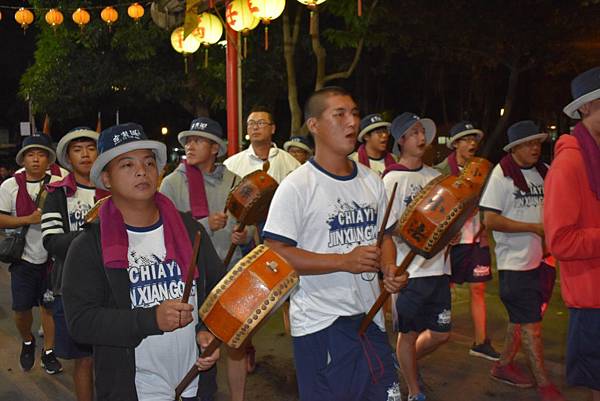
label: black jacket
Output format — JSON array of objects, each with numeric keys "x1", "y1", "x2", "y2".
[
  {"x1": 62, "y1": 212, "x2": 226, "y2": 401},
  {"x1": 41, "y1": 186, "x2": 79, "y2": 295}
]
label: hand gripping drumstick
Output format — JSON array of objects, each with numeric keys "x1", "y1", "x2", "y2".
[
  {"x1": 357, "y1": 183, "x2": 417, "y2": 336},
  {"x1": 175, "y1": 230, "x2": 223, "y2": 400}
]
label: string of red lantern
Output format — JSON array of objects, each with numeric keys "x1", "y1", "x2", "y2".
[{"x1": 0, "y1": 2, "x2": 153, "y2": 31}]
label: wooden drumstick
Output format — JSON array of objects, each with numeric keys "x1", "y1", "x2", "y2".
[
  {"x1": 181, "y1": 231, "x2": 202, "y2": 304},
  {"x1": 376, "y1": 183, "x2": 397, "y2": 247},
  {"x1": 358, "y1": 181, "x2": 400, "y2": 336},
  {"x1": 174, "y1": 337, "x2": 222, "y2": 400},
  {"x1": 222, "y1": 222, "x2": 246, "y2": 268}
]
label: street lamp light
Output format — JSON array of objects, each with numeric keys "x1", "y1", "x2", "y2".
[{"x1": 161, "y1": 127, "x2": 168, "y2": 135}]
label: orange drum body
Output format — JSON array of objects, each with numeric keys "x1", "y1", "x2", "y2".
[
  {"x1": 199, "y1": 245, "x2": 298, "y2": 348},
  {"x1": 397, "y1": 157, "x2": 492, "y2": 258},
  {"x1": 226, "y1": 170, "x2": 278, "y2": 225}
]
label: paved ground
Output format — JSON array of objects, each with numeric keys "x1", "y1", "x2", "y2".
[{"x1": 0, "y1": 263, "x2": 589, "y2": 401}]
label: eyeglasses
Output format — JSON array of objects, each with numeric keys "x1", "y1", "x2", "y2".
[
  {"x1": 247, "y1": 120, "x2": 272, "y2": 129},
  {"x1": 458, "y1": 135, "x2": 479, "y2": 143}
]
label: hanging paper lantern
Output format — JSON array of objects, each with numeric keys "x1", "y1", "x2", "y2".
[
  {"x1": 45, "y1": 8, "x2": 64, "y2": 27},
  {"x1": 226, "y1": 0, "x2": 259, "y2": 34},
  {"x1": 127, "y1": 3, "x2": 145, "y2": 21},
  {"x1": 248, "y1": 0, "x2": 286, "y2": 50},
  {"x1": 170, "y1": 26, "x2": 202, "y2": 54},
  {"x1": 296, "y1": 0, "x2": 325, "y2": 10},
  {"x1": 72, "y1": 8, "x2": 90, "y2": 28},
  {"x1": 15, "y1": 7, "x2": 34, "y2": 31},
  {"x1": 101, "y1": 6, "x2": 119, "y2": 28},
  {"x1": 196, "y1": 12, "x2": 223, "y2": 68},
  {"x1": 226, "y1": 0, "x2": 260, "y2": 57},
  {"x1": 0, "y1": 10, "x2": 2, "y2": 22},
  {"x1": 196, "y1": 12, "x2": 223, "y2": 46}
]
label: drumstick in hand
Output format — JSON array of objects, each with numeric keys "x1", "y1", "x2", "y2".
[
  {"x1": 181, "y1": 231, "x2": 202, "y2": 304},
  {"x1": 376, "y1": 183, "x2": 398, "y2": 248}
]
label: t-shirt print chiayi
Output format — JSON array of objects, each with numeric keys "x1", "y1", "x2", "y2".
[
  {"x1": 66, "y1": 185, "x2": 95, "y2": 232},
  {"x1": 479, "y1": 163, "x2": 545, "y2": 272},
  {"x1": 126, "y1": 221, "x2": 199, "y2": 401},
  {"x1": 263, "y1": 160, "x2": 397, "y2": 337}
]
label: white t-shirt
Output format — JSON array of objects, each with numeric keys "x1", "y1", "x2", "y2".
[
  {"x1": 263, "y1": 160, "x2": 396, "y2": 337},
  {"x1": 479, "y1": 163, "x2": 545, "y2": 271},
  {"x1": 223, "y1": 143, "x2": 300, "y2": 183},
  {"x1": 67, "y1": 185, "x2": 96, "y2": 232},
  {"x1": 0, "y1": 175, "x2": 59, "y2": 264},
  {"x1": 383, "y1": 166, "x2": 451, "y2": 278},
  {"x1": 127, "y1": 222, "x2": 198, "y2": 401}
]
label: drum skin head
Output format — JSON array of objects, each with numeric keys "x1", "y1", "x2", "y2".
[{"x1": 199, "y1": 245, "x2": 298, "y2": 348}]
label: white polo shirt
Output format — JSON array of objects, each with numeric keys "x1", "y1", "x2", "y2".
[{"x1": 223, "y1": 143, "x2": 300, "y2": 183}]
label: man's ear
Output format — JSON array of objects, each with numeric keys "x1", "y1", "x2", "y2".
[
  {"x1": 579, "y1": 102, "x2": 591, "y2": 117},
  {"x1": 211, "y1": 143, "x2": 220, "y2": 156},
  {"x1": 100, "y1": 170, "x2": 111, "y2": 189},
  {"x1": 306, "y1": 117, "x2": 318, "y2": 136}
]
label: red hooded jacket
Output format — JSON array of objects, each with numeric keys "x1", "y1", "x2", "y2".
[{"x1": 544, "y1": 134, "x2": 600, "y2": 308}]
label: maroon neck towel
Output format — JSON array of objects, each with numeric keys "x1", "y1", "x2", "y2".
[
  {"x1": 499, "y1": 153, "x2": 547, "y2": 193},
  {"x1": 14, "y1": 172, "x2": 40, "y2": 217},
  {"x1": 49, "y1": 164, "x2": 62, "y2": 177},
  {"x1": 46, "y1": 172, "x2": 110, "y2": 201},
  {"x1": 184, "y1": 161, "x2": 210, "y2": 220},
  {"x1": 99, "y1": 193, "x2": 197, "y2": 279},
  {"x1": 447, "y1": 151, "x2": 460, "y2": 176},
  {"x1": 573, "y1": 122, "x2": 600, "y2": 201}
]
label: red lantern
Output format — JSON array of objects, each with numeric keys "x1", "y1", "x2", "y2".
[
  {"x1": 45, "y1": 8, "x2": 64, "y2": 28},
  {"x1": 127, "y1": 3, "x2": 144, "y2": 21},
  {"x1": 72, "y1": 8, "x2": 91, "y2": 29},
  {"x1": 15, "y1": 7, "x2": 34, "y2": 32},
  {"x1": 101, "y1": 6, "x2": 119, "y2": 30}
]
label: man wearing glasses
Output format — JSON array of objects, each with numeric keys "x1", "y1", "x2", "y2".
[{"x1": 224, "y1": 106, "x2": 300, "y2": 183}]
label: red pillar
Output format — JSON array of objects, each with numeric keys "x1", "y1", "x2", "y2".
[{"x1": 226, "y1": 27, "x2": 239, "y2": 156}]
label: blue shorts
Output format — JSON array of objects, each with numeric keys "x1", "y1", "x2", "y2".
[
  {"x1": 9, "y1": 260, "x2": 53, "y2": 311},
  {"x1": 566, "y1": 308, "x2": 600, "y2": 391},
  {"x1": 499, "y1": 267, "x2": 542, "y2": 324},
  {"x1": 53, "y1": 296, "x2": 92, "y2": 359},
  {"x1": 395, "y1": 275, "x2": 452, "y2": 333},
  {"x1": 450, "y1": 244, "x2": 492, "y2": 284},
  {"x1": 292, "y1": 315, "x2": 401, "y2": 401}
]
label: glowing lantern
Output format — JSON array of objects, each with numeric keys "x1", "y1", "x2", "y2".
[
  {"x1": 15, "y1": 7, "x2": 34, "y2": 32},
  {"x1": 127, "y1": 3, "x2": 144, "y2": 21},
  {"x1": 72, "y1": 8, "x2": 90, "y2": 29},
  {"x1": 196, "y1": 12, "x2": 223, "y2": 67},
  {"x1": 197, "y1": 12, "x2": 223, "y2": 46},
  {"x1": 171, "y1": 26, "x2": 202, "y2": 54},
  {"x1": 101, "y1": 6, "x2": 119, "y2": 30},
  {"x1": 296, "y1": 0, "x2": 325, "y2": 10},
  {"x1": 248, "y1": 0, "x2": 286, "y2": 50},
  {"x1": 226, "y1": 0, "x2": 260, "y2": 57},
  {"x1": 0, "y1": 10, "x2": 2, "y2": 21},
  {"x1": 226, "y1": 0, "x2": 259, "y2": 33},
  {"x1": 45, "y1": 8, "x2": 64, "y2": 28},
  {"x1": 171, "y1": 26, "x2": 202, "y2": 73}
]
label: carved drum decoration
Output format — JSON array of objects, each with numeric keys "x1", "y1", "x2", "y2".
[{"x1": 396, "y1": 157, "x2": 492, "y2": 259}]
